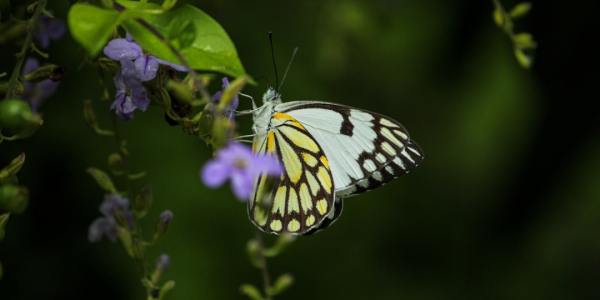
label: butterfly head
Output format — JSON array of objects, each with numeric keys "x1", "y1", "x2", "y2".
[{"x1": 262, "y1": 87, "x2": 282, "y2": 104}]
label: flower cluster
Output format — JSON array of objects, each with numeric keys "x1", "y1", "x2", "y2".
[
  {"x1": 201, "y1": 142, "x2": 282, "y2": 200},
  {"x1": 103, "y1": 36, "x2": 186, "y2": 120},
  {"x1": 88, "y1": 194, "x2": 134, "y2": 242}
]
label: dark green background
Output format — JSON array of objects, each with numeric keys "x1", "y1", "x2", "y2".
[{"x1": 1, "y1": 0, "x2": 599, "y2": 299}]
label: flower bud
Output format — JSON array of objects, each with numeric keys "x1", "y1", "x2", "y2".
[
  {"x1": 22, "y1": 64, "x2": 64, "y2": 82},
  {"x1": 156, "y1": 254, "x2": 170, "y2": 273},
  {"x1": 0, "y1": 184, "x2": 29, "y2": 214},
  {"x1": 132, "y1": 185, "x2": 153, "y2": 218},
  {"x1": 156, "y1": 210, "x2": 173, "y2": 235},
  {"x1": 0, "y1": 99, "x2": 43, "y2": 138}
]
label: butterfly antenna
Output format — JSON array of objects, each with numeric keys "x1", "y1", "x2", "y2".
[
  {"x1": 268, "y1": 31, "x2": 279, "y2": 90},
  {"x1": 278, "y1": 47, "x2": 299, "y2": 92}
]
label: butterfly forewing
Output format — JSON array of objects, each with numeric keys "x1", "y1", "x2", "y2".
[
  {"x1": 249, "y1": 112, "x2": 336, "y2": 235},
  {"x1": 278, "y1": 101, "x2": 424, "y2": 198}
]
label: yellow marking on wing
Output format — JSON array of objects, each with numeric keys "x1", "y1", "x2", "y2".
[
  {"x1": 316, "y1": 167, "x2": 332, "y2": 194},
  {"x1": 253, "y1": 206, "x2": 267, "y2": 226},
  {"x1": 272, "y1": 186, "x2": 287, "y2": 215},
  {"x1": 381, "y1": 141, "x2": 397, "y2": 156},
  {"x1": 278, "y1": 125, "x2": 319, "y2": 153},
  {"x1": 305, "y1": 171, "x2": 320, "y2": 196},
  {"x1": 298, "y1": 183, "x2": 312, "y2": 212},
  {"x1": 320, "y1": 155, "x2": 330, "y2": 169},
  {"x1": 302, "y1": 153, "x2": 318, "y2": 167},
  {"x1": 267, "y1": 132, "x2": 276, "y2": 153},
  {"x1": 316, "y1": 199, "x2": 328, "y2": 215},
  {"x1": 273, "y1": 112, "x2": 304, "y2": 129},
  {"x1": 270, "y1": 219, "x2": 282, "y2": 231},
  {"x1": 276, "y1": 132, "x2": 303, "y2": 184},
  {"x1": 381, "y1": 127, "x2": 404, "y2": 148},
  {"x1": 287, "y1": 219, "x2": 300, "y2": 232},
  {"x1": 305, "y1": 215, "x2": 316, "y2": 227},
  {"x1": 380, "y1": 118, "x2": 399, "y2": 128},
  {"x1": 287, "y1": 188, "x2": 299, "y2": 213},
  {"x1": 393, "y1": 129, "x2": 408, "y2": 140}
]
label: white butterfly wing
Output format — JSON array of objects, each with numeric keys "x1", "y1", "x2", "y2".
[{"x1": 275, "y1": 101, "x2": 424, "y2": 198}]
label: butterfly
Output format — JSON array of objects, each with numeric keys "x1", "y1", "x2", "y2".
[{"x1": 247, "y1": 87, "x2": 423, "y2": 235}]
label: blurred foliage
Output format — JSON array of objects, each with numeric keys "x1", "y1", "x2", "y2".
[{"x1": 0, "y1": 0, "x2": 597, "y2": 299}]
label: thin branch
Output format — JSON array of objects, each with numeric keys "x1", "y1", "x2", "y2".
[
  {"x1": 255, "y1": 231, "x2": 273, "y2": 300},
  {"x1": 4, "y1": 0, "x2": 46, "y2": 99}
]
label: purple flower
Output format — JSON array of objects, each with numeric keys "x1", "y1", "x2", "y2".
[
  {"x1": 34, "y1": 16, "x2": 65, "y2": 49},
  {"x1": 88, "y1": 194, "x2": 135, "y2": 243},
  {"x1": 103, "y1": 37, "x2": 186, "y2": 120},
  {"x1": 110, "y1": 71, "x2": 149, "y2": 120},
  {"x1": 103, "y1": 37, "x2": 187, "y2": 82},
  {"x1": 211, "y1": 77, "x2": 239, "y2": 119},
  {"x1": 201, "y1": 142, "x2": 282, "y2": 200},
  {"x1": 21, "y1": 58, "x2": 59, "y2": 111}
]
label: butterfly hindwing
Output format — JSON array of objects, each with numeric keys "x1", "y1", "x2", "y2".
[{"x1": 249, "y1": 112, "x2": 336, "y2": 235}]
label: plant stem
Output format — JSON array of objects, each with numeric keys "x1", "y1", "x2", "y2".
[
  {"x1": 255, "y1": 232, "x2": 273, "y2": 300},
  {"x1": 4, "y1": 0, "x2": 46, "y2": 100}
]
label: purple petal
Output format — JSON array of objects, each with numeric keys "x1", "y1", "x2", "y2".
[
  {"x1": 119, "y1": 59, "x2": 138, "y2": 82},
  {"x1": 155, "y1": 58, "x2": 188, "y2": 72},
  {"x1": 46, "y1": 18, "x2": 66, "y2": 40},
  {"x1": 26, "y1": 80, "x2": 59, "y2": 111},
  {"x1": 34, "y1": 30, "x2": 50, "y2": 49},
  {"x1": 134, "y1": 55, "x2": 159, "y2": 81},
  {"x1": 129, "y1": 80, "x2": 150, "y2": 111},
  {"x1": 88, "y1": 217, "x2": 117, "y2": 242},
  {"x1": 103, "y1": 38, "x2": 142, "y2": 61},
  {"x1": 230, "y1": 171, "x2": 254, "y2": 200},
  {"x1": 22, "y1": 57, "x2": 39, "y2": 75},
  {"x1": 254, "y1": 155, "x2": 283, "y2": 176},
  {"x1": 201, "y1": 160, "x2": 231, "y2": 187},
  {"x1": 211, "y1": 90, "x2": 222, "y2": 103},
  {"x1": 111, "y1": 91, "x2": 136, "y2": 120}
]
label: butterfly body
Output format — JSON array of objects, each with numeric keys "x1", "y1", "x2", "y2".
[{"x1": 249, "y1": 88, "x2": 423, "y2": 235}]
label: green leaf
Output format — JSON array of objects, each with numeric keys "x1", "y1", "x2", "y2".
[
  {"x1": 263, "y1": 234, "x2": 296, "y2": 257},
  {"x1": 513, "y1": 32, "x2": 537, "y2": 49},
  {"x1": 268, "y1": 273, "x2": 294, "y2": 296},
  {"x1": 86, "y1": 167, "x2": 117, "y2": 193},
  {"x1": 245, "y1": 238, "x2": 264, "y2": 269},
  {"x1": 0, "y1": 213, "x2": 10, "y2": 241},
  {"x1": 240, "y1": 284, "x2": 264, "y2": 300},
  {"x1": 492, "y1": 7, "x2": 504, "y2": 27},
  {"x1": 161, "y1": 0, "x2": 177, "y2": 11},
  {"x1": 122, "y1": 4, "x2": 247, "y2": 78},
  {"x1": 509, "y1": 2, "x2": 532, "y2": 19},
  {"x1": 116, "y1": 226, "x2": 135, "y2": 257},
  {"x1": 514, "y1": 48, "x2": 533, "y2": 69},
  {"x1": 158, "y1": 280, "x2": 176, "y2": 300},
  {"x1": 0, "y1": 185, "x2": 28, "y2": 214},
  {"x1": 0, "y1": 153, "x2": 25, "y2": 183},
  {"x1": 68, "y1": 4, "x2": 122, "y2": 56}
]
